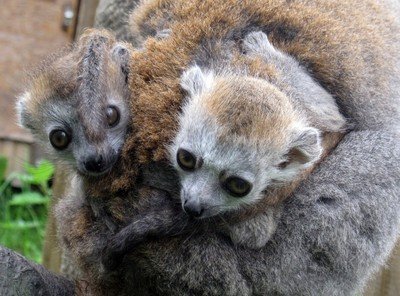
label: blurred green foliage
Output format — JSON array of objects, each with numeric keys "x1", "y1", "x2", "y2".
[{"x1": 0, "y1": 157, "x2": 54, "y2": 263}]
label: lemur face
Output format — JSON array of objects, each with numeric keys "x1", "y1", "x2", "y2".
[
  {"x1": 17, "y1": 30, "x2": 132, "y2": 177},
  {"x1": 171, "y1": 66, "x2": 322, "y2": 219}
]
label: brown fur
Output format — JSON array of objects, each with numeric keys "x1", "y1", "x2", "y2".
[
  {"x1": 123, "y1": 0, "x2": 394, "y2": 176},
  {"x1": 204, "y1": 77, "x2": 299, "y2": 150}
]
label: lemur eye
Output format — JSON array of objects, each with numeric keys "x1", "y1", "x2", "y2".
[
  {"x1": 106, "y1": 106, "x2": 120, "y2": 127},
  {"x1": 49, "y1": 130, "x2": 71, "y2": 150},
  {"x1": 177, "y1": 149, "x2": 196, "y2": 171},
  {"x1": 278, "y1": 160, "x2": 290, "y2": 169},
  {"x1": 222, "y1": 176, "x2": 252, "y2": 197}
]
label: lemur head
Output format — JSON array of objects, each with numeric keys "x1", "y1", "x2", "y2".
[
  {"x1": 16, "y1": 29, "x2": 133, "y2": 177},
  {"x1": 171, "y1": 66, "x2": 322, "y2": 219}
]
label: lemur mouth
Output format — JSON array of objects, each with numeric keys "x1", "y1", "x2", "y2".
[{"x1": 80, "y1": 166, "x2": 113, "y2": 177}]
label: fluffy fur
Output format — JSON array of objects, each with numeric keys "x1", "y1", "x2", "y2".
[
  {"x1": 109, "y1": 0, "x2": 400, "y2": 294},
  {"x1": 54, "y1": 0, "x2": 400, "y2": 294},
  {"x1": 126, "y1": 0, "x2": 399, "y2": 170}
]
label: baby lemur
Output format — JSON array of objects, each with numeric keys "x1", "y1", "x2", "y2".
[
  {"x1": 16, "y1": 28, "x2": 134, "y2": 274},
  {"x1": 17, "y1": 28, "x2": 189, "y2": 293},
  {"x1": 172, "y1": 31, "x2": 346, "y2": 247},
  {"x1": 17, "y1": 29, "x2": 131, "y2": 179}
]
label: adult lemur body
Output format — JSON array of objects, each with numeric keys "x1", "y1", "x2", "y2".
[
  {"x1": 105, "y1": 0, "x2": 400, "y2": 295},
  {"x1": 106, "y1": 31, "x2": 346, "y2": 256},
  {"x1": 19, "y1": 0, "x2": 400, "y2": 294},
  {"x1": 104, "y1": 0, "x2": 399, "y2": 256}
]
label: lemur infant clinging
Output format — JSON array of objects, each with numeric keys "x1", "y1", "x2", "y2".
[
  {"x1": 16, "y1": 29, "x2": 132, "y2": 226},
  {"x1": 170, "y1": 31, "x2": 347, "y2": 248}
]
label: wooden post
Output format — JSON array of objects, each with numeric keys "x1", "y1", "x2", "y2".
[
  {"x1": 74, "y1": 0, "x2": 100, "y2": 39},
  {"x1": 42, "y1": 168, "x2": 70, "y2": 273}
]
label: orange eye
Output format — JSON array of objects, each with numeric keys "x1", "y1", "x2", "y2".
[
  {"x1": 49, "y1": 130, "x2": 71, "y2": 150},
  {"x1": 177, "y1": 149, "x2": 196, "y2": 171},
  {"x1": 222, "y1": 176, "x2": 252, "y2": 197},
  {"x1": 106, "y1": 106, "x2": 120, "y2": 127}
]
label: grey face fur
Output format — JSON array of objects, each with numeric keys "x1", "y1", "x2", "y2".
[
  {"x1": 171, "y1": 65, "x2": 323, "y2": 219},
  {"x1": 17, "y1": 34, "x2": 131, "y2": 177}
]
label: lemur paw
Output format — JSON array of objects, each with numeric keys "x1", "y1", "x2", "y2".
[
  {"x1": 100, "y1": 227, "x2": 145, "y2": 271},
  {"x1": 111, "y1": 43, "x2": 130, "y2": 63}
]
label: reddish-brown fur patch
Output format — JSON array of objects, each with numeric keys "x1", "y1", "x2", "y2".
[{"x1": 123, "y1": 0, "x2": 394, "y2": 177}]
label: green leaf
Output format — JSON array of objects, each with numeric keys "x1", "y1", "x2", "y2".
[
  {"x1": 13, "y1": 172, "x2": 34, "y2": 184},
  {"x1": 24, "y1": 160, "x2": 55, "y2": 184},
  {"x1": 0, "y1": 155, "x2": 7, "y2": 181},
  {"x1": 0, "y1": 220, "x2": 42, "y2": 230},
  {"x1": 8, "y1": 192, "x2": 49, "y2": 207}
]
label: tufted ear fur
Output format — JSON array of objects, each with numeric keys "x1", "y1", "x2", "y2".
[
  {"x1": 15, "y1": 91, "x2": 31, "y2": 129},
  {"x1": 280, "y1": 127, "x2": 322, "y2": 172},
  {"x1": 242, "y1": 31, "x2": 284, "y2": 59},
  {"x1": 180, "y1": 65, "x2": 214, "y2": 97},
  {"x1": 111, "y1": 42, "x2": 132, "y2": 84}
]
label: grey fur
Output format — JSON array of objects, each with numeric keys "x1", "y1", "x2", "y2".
[
  {"x1": 227, "y1": 205, "x2": 283, "y2": 249},
  {"x1": 122, "y1": 130, "x2": 400, "y2": 296}
]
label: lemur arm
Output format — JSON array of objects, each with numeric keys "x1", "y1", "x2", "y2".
[{"x1": 101, "y1": 190, "x2": 189, "y2": 271}]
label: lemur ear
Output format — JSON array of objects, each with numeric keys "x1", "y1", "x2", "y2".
[
  {"x1": 281, "y1": 127, "x2": 322, "y2": 170},
  {"x1": 242, "y1": 31, "x2": 282, "y2": 58},
  {"x1": 15, "y1": 92, "x2": 30, "y2": 128},
  {"x1": 111, "y1": 43, "x2": 132, "y2": 84},
  {"x1": 180, "y1": 65, "x2": 214, "y2": 97}
]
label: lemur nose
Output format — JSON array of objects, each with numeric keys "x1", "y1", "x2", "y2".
[
  {"x1": 84, "y1": 155, "x2": 105, "y2": 173},
  {"x1": 183, "y1": 200, "x2": 204, "y2": 218}
]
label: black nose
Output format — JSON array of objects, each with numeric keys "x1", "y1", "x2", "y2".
[
  {"x1": 183, "y1": 200, "x2": 204, "y2": 218},
  {"x1": 84, "y1": 155, "x2": 105, "y2": 173}
]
